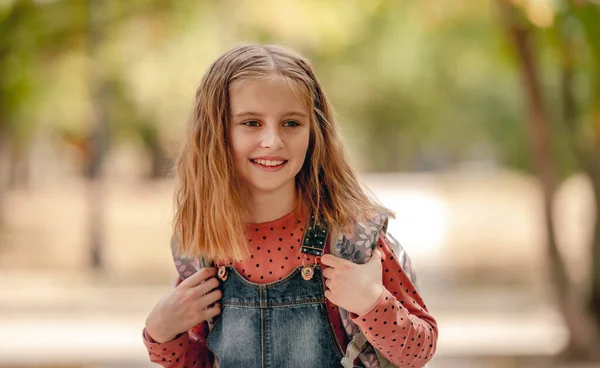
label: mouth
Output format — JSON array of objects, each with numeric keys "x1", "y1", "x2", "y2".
[{"x1": 249, "y1": 158, "x2": 288, "y2": 171}]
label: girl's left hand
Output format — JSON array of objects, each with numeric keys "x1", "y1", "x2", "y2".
[{"x1": 321, "y1": 249, "x2": 384, "y2": 316}]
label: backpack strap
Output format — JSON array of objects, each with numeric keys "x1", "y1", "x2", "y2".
[
  {"x1": 330, "y1": 213, "x2": 388, "y2": 264},
  {"x1": 170, "y1": 234, "x2": 213, "y2": 281},
  {"x1": 385, "y1": 231, "x2": 418, "y2": 286},
  {"x1": 340, "y1": 331, "x2": 369, "y2": 367},
  {"x1": 331, "y1": 213, "x2": 421, "y2": 368},
  {"x1": 170, "y1": 234, "x2": 218, "y2": 331}
]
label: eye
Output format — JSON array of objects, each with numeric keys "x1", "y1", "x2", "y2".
[
  {"x1": 283, "y1": 120, "x2": 300, "y2": 127},
  {"x1": 242, "y1": 120, "x2": 260, "y2": 127}
]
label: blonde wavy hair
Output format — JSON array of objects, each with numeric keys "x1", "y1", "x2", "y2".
[{"x1": 173, "y1": 44, "x2": 393, "y2": 261}]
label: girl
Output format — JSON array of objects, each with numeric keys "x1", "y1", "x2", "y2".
[{"x1": 143, "y1": 44, "x2": 438, "y2": 368}]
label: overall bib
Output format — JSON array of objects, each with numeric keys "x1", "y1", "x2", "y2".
[{"x1": 208, "y1": 219, "x2": 344, "y2": 367}]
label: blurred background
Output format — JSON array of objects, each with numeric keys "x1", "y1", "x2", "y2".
[{"x1": 1, "y1": 0, "x2": 599, "y2": 367}]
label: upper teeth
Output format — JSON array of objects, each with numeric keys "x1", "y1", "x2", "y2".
[{"x1": 253, "y1": 159, "x2": 284, "y2": 167}]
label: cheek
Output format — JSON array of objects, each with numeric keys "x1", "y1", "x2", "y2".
[
  {"x1": 229, "y1": 134, "x2": 250, "y2": 162},
  {"x1": 293, "y1": 130, "x2": 311, "y2": 160}
]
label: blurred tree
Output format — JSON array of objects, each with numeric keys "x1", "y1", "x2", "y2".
[
  {"x1": 0, "y1": 0, "x2": 176, "y2": 265},
  {"x1": 498, "y1": 0, "x2": 600, "y2": 361},
  {"x1": 558, "y1": 0, "x2": 600, "y2": 354},
  {"x1": 83, "y1": 0, "x2": 178, "y2": 268},
  {"x1": 86, "y1": 0, "x2": 109, "y2": 269},
  {"x1": 2, "y1": 0, "x2": 596, "y2": 284},
  {"x1": 0, "y1": 0, "x2": 40, "y2": 225},
  {"x1": 226, "y1": 0, "x2": 517, "y2": 172},
  {"x1": 105, "y1": 77, "x2": 170, "y2": 179}
]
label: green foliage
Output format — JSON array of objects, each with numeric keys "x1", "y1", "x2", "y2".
[{"x1": 0, "y1": 0, "x2": 598, "y2": 175}]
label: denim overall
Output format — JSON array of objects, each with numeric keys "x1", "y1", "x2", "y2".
[{"x1": 207, "y1": 217, "x2": 344, "y2": 367}]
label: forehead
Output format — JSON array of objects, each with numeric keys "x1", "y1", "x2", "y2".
[{"x1": 229, "y1": 76, "x2": 309, "y2": 115}]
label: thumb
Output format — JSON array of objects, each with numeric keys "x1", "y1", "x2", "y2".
[
  {"x1": 171, "y1": 276, "x2": 182, "y2": 289},
  {"x1": 369, "y1": 249, "x2": 382, "y2": 264}
]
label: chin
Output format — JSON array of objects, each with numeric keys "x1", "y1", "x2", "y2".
[
  {"x1": 244, "y1": 176, "x2": 296, "y2": 195},
  {"x1": 249, "y1": 182, "x2": 291, "y2": 194}
]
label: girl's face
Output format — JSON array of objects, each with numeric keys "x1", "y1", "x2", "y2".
[{"x1": 228, "y1": 76, "x2": 311, "y2": 197}]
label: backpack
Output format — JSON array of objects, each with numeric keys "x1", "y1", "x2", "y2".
[{"x1": 171, "y1": 212, "x2": 421, "y2": 368}]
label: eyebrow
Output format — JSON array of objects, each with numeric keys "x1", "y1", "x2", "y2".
[{"x1": 233, "y1": 111, "x2": 308, "y2": 118}]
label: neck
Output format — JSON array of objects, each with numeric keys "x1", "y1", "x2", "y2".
[{"x1": 245, "y1": 183, "x2": 298, "y2": 224}]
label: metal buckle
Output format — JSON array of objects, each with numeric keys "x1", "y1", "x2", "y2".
[{"x1": 217, "y1": 266, "x2": 228, "y2": 281}]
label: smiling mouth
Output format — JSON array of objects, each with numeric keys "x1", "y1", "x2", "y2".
[{"x1": 250, "y1": 159, "x2": 288, "y2": 167}]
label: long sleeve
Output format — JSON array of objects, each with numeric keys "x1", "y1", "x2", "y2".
[
  {"x1": 143, "y1": 323, "x2": 213, "y2": 367},
  {"x1": 351, "y1": 232, "x2": 438, "y2": 367}
]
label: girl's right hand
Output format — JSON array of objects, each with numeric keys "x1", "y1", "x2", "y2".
[{"x1": 145, "y1": 267, "x2": 222, "y2": 343}]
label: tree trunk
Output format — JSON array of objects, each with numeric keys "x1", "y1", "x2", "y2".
[
  {"x1": 558, "y1": 8, "x2": 600, "y2": 343},
  {"x1": 8, "y1": 141, "x2": 30, "y2": 189},
  {"x1": 150, "y1": 143, "x2": 170, "y2": 179},
  {"x1": 0, "y1": 1, "x2": 26, "y2": 226},
  {"x1": 0, "y1": 124, "x2": 6, "y2": 227},
  {"x1": 497, "y1": 0, "x2": 600, "y2": 360},
  {"x1": 590, "y1": 172, "x2": 600, "y2": 328},
  {"x1": 86, "y1": 0, "x2": 109, "y2": 270},
  {"x1": 139, "y1": 122, "x2": 170, "y2": 179}
]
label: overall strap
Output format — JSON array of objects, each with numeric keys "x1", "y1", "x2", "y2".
[{"x1": 300, "y1": 213, "x2": 329, "y2": 257}]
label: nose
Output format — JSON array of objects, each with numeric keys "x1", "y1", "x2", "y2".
[{"x1": 260, "y1": 127, "x2": 284, "y2": 150}]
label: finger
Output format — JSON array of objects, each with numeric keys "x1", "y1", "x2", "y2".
[
  {"x1": 324, "y1": 289, "x2": 334, "y2": 303},
  {"x1": 171, "y1": 276, "x2": 182, "y2": 288},
  {"x1": 371, "y1": 249, "x2": 382, "y2": 262},
  {"x1": 193, "y1": 277, "x2": 220, "y2": 296},
  {"x1": 180, "y1": 267, "x2": 217, "y2": 288},
  {"x1": 202, "y1": 304, "x2": 222, "y2": 320},
  {"x1": 322, "y1": 267, "x2": 333, "y2": 279},
  {"x1": 366, "y1": 249, "x2": 382, "y2": 265},
  {"x1": 205, "y1": 301, "x2": 219, "y2": 309},
  {"x1": 321, "y1": 254, "x2": 352, "y2": 268},
  {"x1": 198, "y1": 288, "x2": 223, "y2": 308},
  {"x1": 325, "y1": 279, "x2": 333, "y2": 290}
]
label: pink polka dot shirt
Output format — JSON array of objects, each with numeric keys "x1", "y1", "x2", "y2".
[{"x1": 143, "y1": 207, "x2": 438, "y2": 367}]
